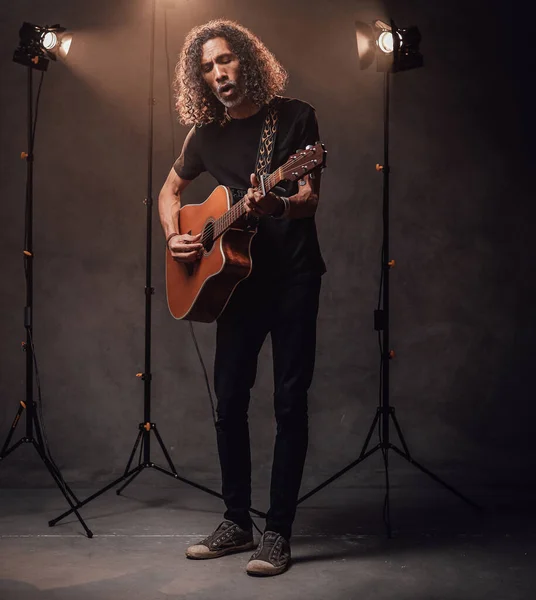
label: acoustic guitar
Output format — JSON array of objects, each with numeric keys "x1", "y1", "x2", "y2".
[{"x1": 166, "y1": 142, "x2": 326, "y2": 322}]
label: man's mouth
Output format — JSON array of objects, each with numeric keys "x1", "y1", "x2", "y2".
[{"x1": 218, "y1": 83, "x2": 235, "y2": 95}]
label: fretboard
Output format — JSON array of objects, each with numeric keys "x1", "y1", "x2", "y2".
[{"x1": 209, "y1": 165, "x2": 285, "y2": 241}]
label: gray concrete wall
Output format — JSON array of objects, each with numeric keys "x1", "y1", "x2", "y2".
[{"x1": 1, "y1": 0, "x2": 534, "y2": 491}]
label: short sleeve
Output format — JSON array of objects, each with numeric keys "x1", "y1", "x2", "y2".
[
  {"x1": 173, "y1": 126, "x2": 205, "y2": 180},
  {"x1": 296, "y1": 104, "x2": 320, "y2": 151}
]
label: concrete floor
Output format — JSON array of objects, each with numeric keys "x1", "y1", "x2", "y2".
[{"x1": 0, "y1": 475, "x2": 534, "y2": 600}]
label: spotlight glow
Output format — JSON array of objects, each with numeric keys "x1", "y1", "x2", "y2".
[
  {"x1": 355, "y1": 19, "x2": 423, "y2": 73},
  {"x1": 60, "y1": 34, "x2": 73, "y2": 57},
  {"x1": 378, "y1": 31, "x2": 394, "y2": 54},
  {"x1": 42, "y1": 31, "x2": 58, "y2": 50}
]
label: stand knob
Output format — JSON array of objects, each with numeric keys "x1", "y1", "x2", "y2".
[{"x1": 376, "y1": 164, "x2": 384, "y2": 171}]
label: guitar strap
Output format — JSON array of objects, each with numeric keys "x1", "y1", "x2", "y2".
[
  {"x1": 228, "y1": 97, "x2": 280, "y2": 210},
  {"x1": 254, "y1": 96, "x2": 280, "y2": 185}
]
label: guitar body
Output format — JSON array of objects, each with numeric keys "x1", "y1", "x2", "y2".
[
  {"x1": 165, "y1": 142, "x2": 326, "y2": 323},
  {"x1": 166, "y1": 185, "x2": 255, "y2": 323}
]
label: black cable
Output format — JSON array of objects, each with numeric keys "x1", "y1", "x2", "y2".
[
  {"x1": 163, "y1": 10, "x2": 263, "y2": 533},
  {"x1": 27, "y1": 333, "x2": 54, "y2": 467},
  {"x1": 31, "y1": 71, "x2": 45, "y2": 149},
  {"x1": 28, "y1": 327, "x2": 68, "y2": 488},
  {"x1": 22, "y1": 71, "x2": 69, "y2": 492},
  {"x1": 188, "y1": 322, "x2": 217, "y2": 426},
  {"x1": 377, "y1": 245, "x2": 384, "y2": 311},
  {"x1": 138, "y1": 431, "x2": 144, "y2": 465},
  {"x1": 24, "y1": 71, "x2": 44, "y2": 257},
  {"x1": 378, "y1": 227, "x2": 390, "y2": 530},
  {"x1": 377, "y1": 241, "x2": 384, "y2": 444},
  {"x1": 24, "y1": 72, "x2": 45, "y2": 271},
  {"x1": 382, "y1": 444, "x2": 390, "y2": 530},
  {"x1": 164, "y1": 9, "x2": 217, "y2": 429}
]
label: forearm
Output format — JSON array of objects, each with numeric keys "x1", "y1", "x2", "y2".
[
  {"x1": 285, "y1": 190, "x2": 319, "y2": 219},
  {"x1": 283, "y1": 171, "x2": 322, "y2": 219},
  {"x1": 158, "y1": 188, "x2": 181, "y2": 240},
  {"x1": 158, "y1": 167, "x2": 192, "y2": 240}
]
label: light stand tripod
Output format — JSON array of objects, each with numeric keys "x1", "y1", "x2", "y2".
[
  {"x1": 297, "y1": 35, "x2": 481, "y2": 536},
  {"x1": 0, "y1": 64, "x2": 92, "y2": 538},
  {"x1": 50, "y1": 0, "x2": 265, "y2": 531}
]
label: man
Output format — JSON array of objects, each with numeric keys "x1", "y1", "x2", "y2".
[{"x1": 158, "y1": 19, "x2": 325, "y2": 576}]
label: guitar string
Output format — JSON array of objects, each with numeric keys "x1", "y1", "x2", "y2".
[
  {"x1": 207, "y1": 153, "x2": 309, "y2": 244},
  {"x1": 205, "y1": 151, "x2": 313, "y2": 244}
]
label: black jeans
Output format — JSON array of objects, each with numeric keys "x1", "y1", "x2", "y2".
[{"x1": 214, "y1": 272, "x2": 321, "y2": 540}]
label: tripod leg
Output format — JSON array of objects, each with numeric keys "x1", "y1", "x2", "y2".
[
  {"x1": 390, "y1": 409, "x2": 411, "y2": 457},
  {"x1": 389, "y1": 445, "x2": 481, "y2": 510},
  {"x1": 44, "y1": 465, "x2": 81, "y2": 506},
  {"x1": 297, "y1": 443, "x2": 381, "y2": 505},
  {"x1": 152, "y1": 427, "x2": 264, "y2": 515},
  {"x1": 380, "y1": 446, "x2": 392, "y2": 538},
  {"x1": 297, "y1": 410, "x2": 382, "y2": 505},
  {"x1": 152, "y1": 426, "x2": 178, "y2": 476},
  {"x1": 32, "y1": 441, "x2": 94, "y2": 538},
  {"x1": 116, "y1": 465, "x2": 144, "y2": 495},
  {"x1": 360, "y1": 408, "x2": 381, "y2": 459},
  {"x1": 150, "y1": 464, "x2": 266, "y2": 518},
  {"x1": 38, "y1": 454, "x2": 81, "y2": 506},
  {"x1": 0, "y1": 437, "x2": 24, "y2": 461},
  {"x1": 1, "y1": 403, "x2": 25, "y2": 457},
  {"x1": 123, "y1": 429, "x2": 144, "y2": 476},
  {"x1": 49, "y1": 465, "x2": 142, "y2": 527},
  {"x1": 30, "y1": 409, "x2": 81, "y2": 505}
]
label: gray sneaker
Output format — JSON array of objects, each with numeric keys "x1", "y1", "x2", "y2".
[
  {"x1": 246, "y1": 531, "x2": 291, "y2": 576},
  {"x1": 186, "y1": 521, "x2": 255, "y2": 559}
]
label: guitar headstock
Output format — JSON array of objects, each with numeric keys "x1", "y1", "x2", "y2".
[{"x1": 281, "y1": 142, "x2": 327, "y2": 182}]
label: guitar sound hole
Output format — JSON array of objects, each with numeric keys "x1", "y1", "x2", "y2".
[{"x1": 202, "y1": 221, "x2": 215, "y2": 253}]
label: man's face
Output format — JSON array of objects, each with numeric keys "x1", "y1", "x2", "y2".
[{"x1": 201, "y1": 37, "x2": 243, "y2": 108}]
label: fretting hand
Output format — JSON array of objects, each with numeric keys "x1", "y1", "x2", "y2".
[{"x1": 244, "y1": 173, "x2": 282, "y2": 216}]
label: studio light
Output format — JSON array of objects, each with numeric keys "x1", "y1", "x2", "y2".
[
  {"x1": 355, "y1": 19, "x2": 422, "y2": 72},
  {"x1": 2, "y1": 18, "x2": 91, "y2": 536},
  {"x1": 13, "y1": 22, "x2": 73, "y2": 71},
  {"x1": 42, "y1": 31, "x2": 58, "y2": 50},
  {"x1": 313, "y1": 14, "x2": 476, "y2": 534},
  {"x1": 378, "y1": 30, "x2": 395, "y2": 54}
]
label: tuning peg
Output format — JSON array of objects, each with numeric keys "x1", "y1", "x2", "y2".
[{"x1": 306, "y1": 144, "x2": 313, "y2": 150}]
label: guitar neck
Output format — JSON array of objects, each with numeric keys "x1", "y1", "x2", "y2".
[
  {"x1": 208, "y1": 142, "x2": 324, "y2": 241},
  {"x1": 212, "y1": 167, "x2": 285, "y2": 239}
]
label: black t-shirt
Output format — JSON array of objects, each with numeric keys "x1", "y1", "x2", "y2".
[{"x1": 173, "y1": 97, "x2": 325, "y2": 280}]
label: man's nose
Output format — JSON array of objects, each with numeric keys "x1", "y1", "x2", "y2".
[{"x1": 214, "y1": 65, "x2": 227, "y2": 81}]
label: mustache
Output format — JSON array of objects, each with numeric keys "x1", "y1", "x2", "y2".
[{"x1": 217, "y1": 81, "x2": 237, "y2": 94}]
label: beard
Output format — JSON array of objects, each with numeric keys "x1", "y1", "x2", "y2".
[{"x1": 215, "y1": 80, "x2": 244, "y2": 108}]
